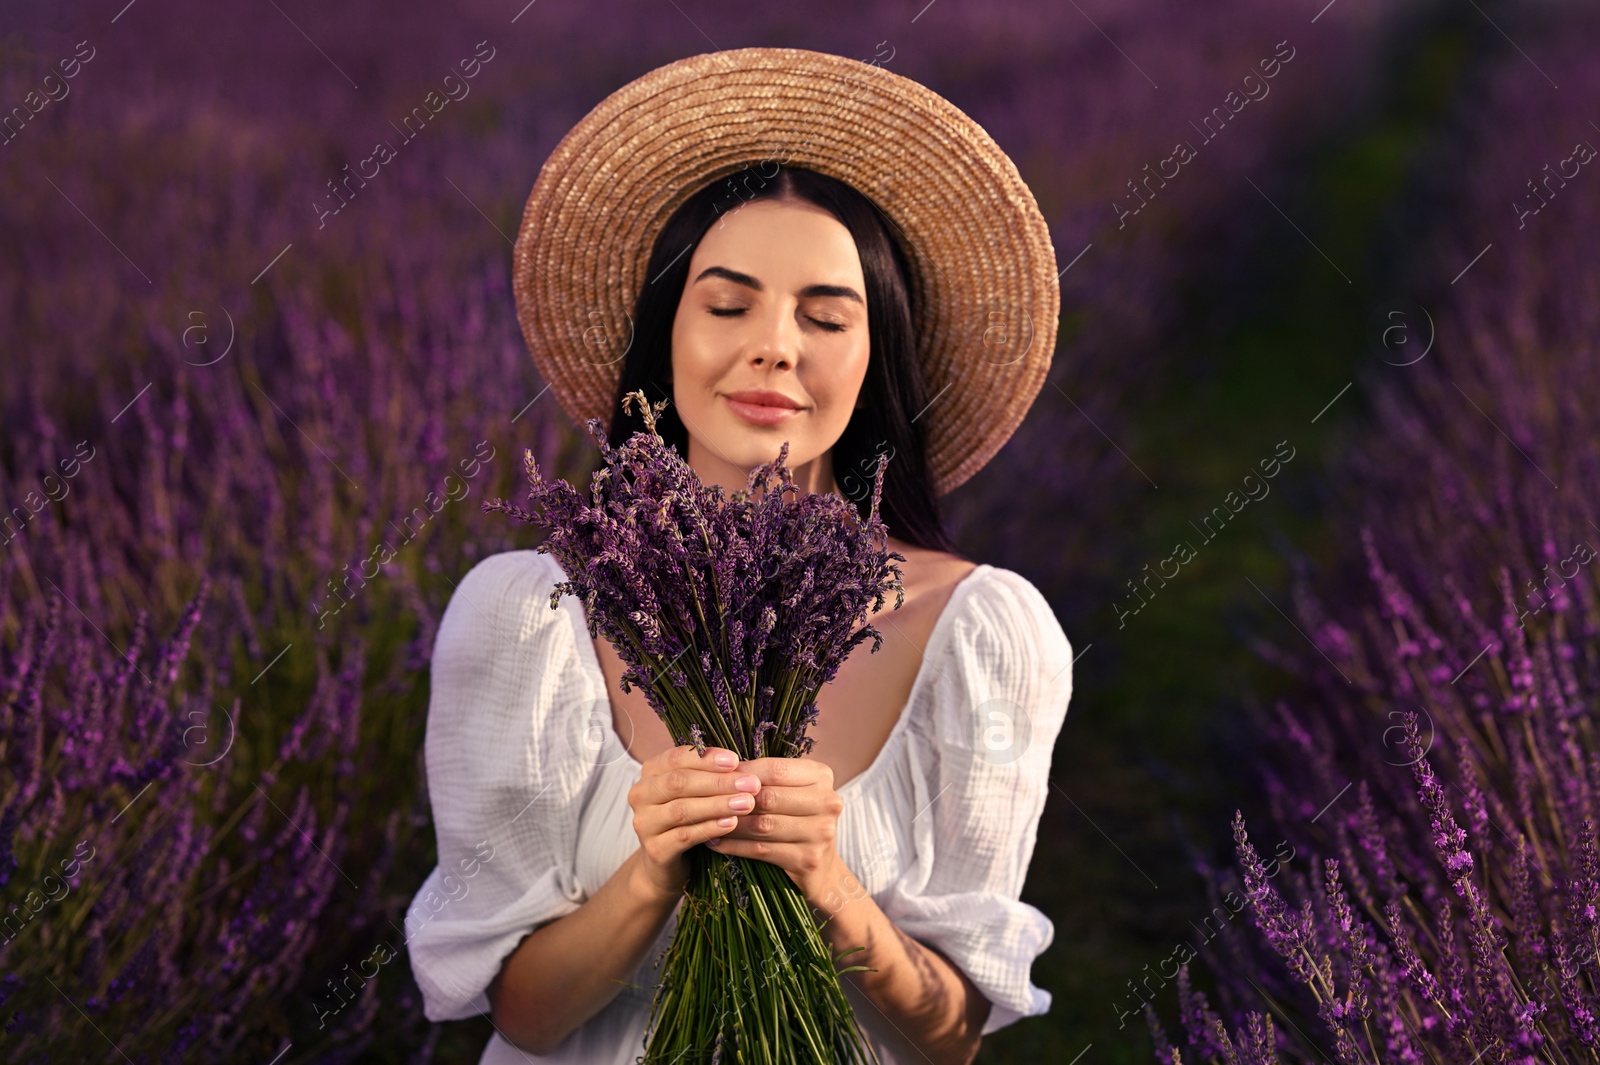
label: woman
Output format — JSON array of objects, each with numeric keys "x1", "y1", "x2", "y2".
[{"x1": 407, "y1": 47, "x2": 1074, "y2": 1065}]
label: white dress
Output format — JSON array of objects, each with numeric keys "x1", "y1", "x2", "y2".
[{"x1": 406, "y1": 549, "x2": 1075, "y2": 1064}]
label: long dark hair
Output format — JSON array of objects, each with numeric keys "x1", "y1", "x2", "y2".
[{"x1": 605, "y1": 163, "x2": 958, "y2": 554}]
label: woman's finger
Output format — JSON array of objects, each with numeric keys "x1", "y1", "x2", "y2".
[
  {"x1": 636, "y1": 768, "x2": 761, "y2": 810},
  {"x1": 735, "y1": 756, "x2": 833, "y2": 790},
  {"x1": 720, "y1": 812, "x2": 824, "y2": 844},
  {"x1": 639, "y1": 808, "x2": 744, "y2": 866},
  {"x1": 632, "y1": 786, "x2": 758, "y2": 837},
  {"x1": 705, "y1": 837, "x2": 841, "y2": 886},
  {"x1": 642, "y1": 744, "x2": 741, "y2": 779},
  {"x1": 707, "y1": 834, "x2": 797, "y2": 859},
  {"x1": 637, "y1": 752, "x2": 761, "y2": 807},
  {"x1": 737, "y1": 780, "x2": 835, "y2": 817}
]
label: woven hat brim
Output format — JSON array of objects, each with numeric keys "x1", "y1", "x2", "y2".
[{"x1": 512, "y1": 46, "x2": 1059, "y2": 496}]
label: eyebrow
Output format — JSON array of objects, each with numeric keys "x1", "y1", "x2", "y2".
[{"x1": 691, "y1": 265, "x2": 864, "y2": 305}]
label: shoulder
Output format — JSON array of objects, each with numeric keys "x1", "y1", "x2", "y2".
[
  {"x1": 926, "y1": 563, "x2": 1074, "y2": 754},
  {"x1": 449, "y1": 548, "x2": 566, "y2": 602},
  {"x1": 892, "y1": 546, "x2": 1072, "y2": 685},
  {"x1": 437, "y1": 550, "x2": 569, "y2": 641},
  {"x1": 951, "y1": 564, "x2": 1072, "y2": 669},
  {"x1": 423, "y1": 551, "x2": 593, "y2": 816},
  {"x1": 428, "y1": 550, "x2": 582, "y2": 695}
]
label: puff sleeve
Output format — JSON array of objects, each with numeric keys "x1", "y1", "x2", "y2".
[
  {"x1": 406, "y1": 549, "x2": 599, "y2": 1022},
  {"x1": 879, "y1": 568, "x2": 1074, "y2": 1036}
]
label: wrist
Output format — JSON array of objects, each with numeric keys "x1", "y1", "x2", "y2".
[
  {"x1": 625, "y1": 851, "x2": 685, "y2": 909},
  {"x1": 800, "y1": 849, "x2": 855, "y2": 914}
]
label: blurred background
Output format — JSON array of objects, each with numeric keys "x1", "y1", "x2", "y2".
[{"x1": 4, "y1": 0, "x2": 1599, "y2": 1061}]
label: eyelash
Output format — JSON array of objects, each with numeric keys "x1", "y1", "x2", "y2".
[{"x1": 708, "y1": 307, "x2": 847, "y2": 333}]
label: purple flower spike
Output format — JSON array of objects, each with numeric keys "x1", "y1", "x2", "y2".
[{"x1": 484, "y1": 388, "x2": 902, "y2": 1059}]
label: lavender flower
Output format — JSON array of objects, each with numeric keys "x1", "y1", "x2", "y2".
[
  {"x1": 485, "y1": 389, "x2": 901, "y2": 1063},
  {"x1": 1146, "y1": 9, "x2": 1600, "y2": 1059},
  {"x1": 0, "y1": 0, "x2": 1450, "y2": 1057}
]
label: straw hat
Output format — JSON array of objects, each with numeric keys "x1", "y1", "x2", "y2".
[{"x1": 511, "y1": 46, "x2": 1059, "y2": 497}]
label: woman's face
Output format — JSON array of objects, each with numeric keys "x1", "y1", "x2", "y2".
[{"x1": 669, "y1": 197, "x2": 870, "y2": 497}]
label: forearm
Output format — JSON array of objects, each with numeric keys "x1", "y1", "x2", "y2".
[
  {"x1": 487, "y1": 848, "x2": 680, "y2": 1054},
  {"x1": 808, "y1": 854, "x2": 990, "y2": 1065}
]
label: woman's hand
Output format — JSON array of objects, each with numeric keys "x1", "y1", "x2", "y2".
[
  {"x1": 707, "y1": 756, "x2": 847, "y2": 903},
  {"x1": 628, "y1": 745, "x2": 763, "y2": 900}
]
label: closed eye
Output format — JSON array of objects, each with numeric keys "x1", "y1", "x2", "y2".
[{"x1": 708, "y1": 307, "x2": 847, "y2": 332}]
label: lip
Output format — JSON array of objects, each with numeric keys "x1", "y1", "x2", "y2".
[{"x1": 723, "y1": 390, "x2": 806, "y2": 426}]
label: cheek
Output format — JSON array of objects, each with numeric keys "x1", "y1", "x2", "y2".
[
  {"x1": 851, "y1": 340, "x2": 870, "y2": 388},
  {"x1": 804, "y1": 346, "x2": 868, "y2": 442},
  {"x1": 824, "y1": 339, "x2": 871, "y2": 411},
  {"x1": 668, "y1": 317, "x2": 712, "y2": 400}
]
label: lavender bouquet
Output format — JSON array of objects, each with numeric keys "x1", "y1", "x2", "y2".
[{"x1": 484, "y1": 390, "x2": 903, "y2": 1063}]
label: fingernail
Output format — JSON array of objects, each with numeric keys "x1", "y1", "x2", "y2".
[
  {"x1": 708, "y1": 835, "x2": 724, "y2": 845},
  {"x1": 715, "y1": 816, "x2": 736, "y2": 828},
  {"x1": 734, "y1": 775, "x2": 759, "y2": 792},
  {"x1": 714, "y1": 752, "x2": 738, "y2": 768}
]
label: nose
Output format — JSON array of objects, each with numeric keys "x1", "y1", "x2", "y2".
[{"x1": 748, "y1": 300, "x2": 800, "y2": 370}]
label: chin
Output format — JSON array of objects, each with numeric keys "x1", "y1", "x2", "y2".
[
  {"x1": 726, "y1": 435, "x2": 810, "y2": 471},
  {"x1": 738, "y1": 439, "x2": 800, "y2": 468}
]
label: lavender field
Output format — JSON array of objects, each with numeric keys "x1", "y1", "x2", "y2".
[
  {"x1": 1, "y1": 0, "x2": 1590, "y2": 1062},
  {"x1": 1142, "y1": 4, "x2": 1600, "y2": 1063}
]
